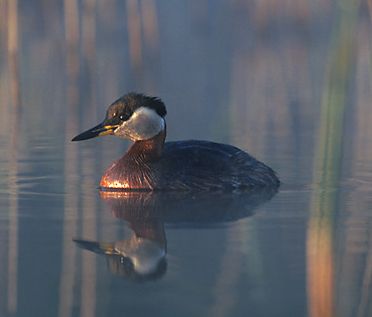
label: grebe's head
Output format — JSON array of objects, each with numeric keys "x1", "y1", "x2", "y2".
[{"x1": 72, "y1": 93, "x2": 167, "y2": 142}]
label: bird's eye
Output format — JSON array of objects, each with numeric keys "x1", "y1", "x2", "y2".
[{"x1": 119, "y1": 115, "x2": 125, "y2": 120}]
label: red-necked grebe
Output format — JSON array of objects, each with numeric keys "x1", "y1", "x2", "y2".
[{"x1": 72, "y1": 93, "x2": 280, "y2": 191}]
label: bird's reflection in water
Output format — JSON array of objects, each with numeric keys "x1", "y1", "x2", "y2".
[
  {"x1": 74, "y1": 188, "x2": 277, "y2": 281},
  {"x1": 74, "y1": 212, "x2": 167, "y2": 281}
]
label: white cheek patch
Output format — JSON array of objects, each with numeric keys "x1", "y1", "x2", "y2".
[{"x1": 115, "y1": 107, "x2": 164, "y2": 141}]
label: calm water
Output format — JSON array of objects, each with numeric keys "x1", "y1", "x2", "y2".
[{"x1": 1, "y1": 1, "x2": 372, "y2": 317}]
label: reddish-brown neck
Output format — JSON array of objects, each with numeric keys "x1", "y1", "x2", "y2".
[{"x1": 126, "y1": 128, "x2": 166, "y2": 161}]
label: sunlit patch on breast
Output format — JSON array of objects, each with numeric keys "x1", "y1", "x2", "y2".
[{"x1": 100, "y1": 177, "x2": 130, "y2": 189}]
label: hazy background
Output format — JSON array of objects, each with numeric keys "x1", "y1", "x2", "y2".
[{"x1": 1, "y1": 0, "x2": 372, "y2": 316}]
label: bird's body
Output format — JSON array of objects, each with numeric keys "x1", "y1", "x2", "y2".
[
  {"x1": 101, "y1": 134, "x2": 279, "y2": 191},
  {"x1": 73, "y1": 93, "x2": 280, "y2": 191}
]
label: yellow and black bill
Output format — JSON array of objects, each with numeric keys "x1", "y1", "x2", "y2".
[{"x1": 71, "y1": 121, "x2": 119, "y2": 141}]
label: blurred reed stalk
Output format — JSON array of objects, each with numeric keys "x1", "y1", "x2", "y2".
[
  {"x1": 7, "y1": 0, "x2": 21, "y2": 109},
  {"x1": 6, "y1": 0, "x2": 21, "y2": 313},
  {"x1": 140, "y1": 0, "x2": 159, "y2": 92},
  {"x1": 307, "y1": 1, "x2": 359, "y2": 317},
  {"x1": 58, "y1": 143, "x2": 79, "y2": 317},
  {"x1": 208, "y1": 223, "x2": 252, "y2": 317},
  {"x1": 126, "y1": 0, "x2": 142, "y2": 71},
  {"x1": 58, "y1": 2, "x2": 80, "y2": 317},
  {"x1": 7, "y1": 113, "x2": 18, "y2": 316},
  {"x1": 82, "y1": 0, "x2": 96, "y2": 65},
  {"x1": 80, "y1": 153, "x2": 97, "y2": 317},
  {"x1": 351, "y1": 9, "x2": 372, "y2": 316},
  {"x1": 59, "y1": 104, "x2": 79, "y2": 317},
  {"x1": 64, "y1": 0, "x2": 80, "y2": 82},
  {"x1": 140, "y1": 0, "x2": 159, "y2": 53},
  {"x1": 82, "y1": 0, "x2": 97, "y2": 112},
  {"x1": 80, "y1": 0, "x2": 99, "y2": 300},
  {"x1": 7, "y1": 110, "x2": 19, "y2": 316}
]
